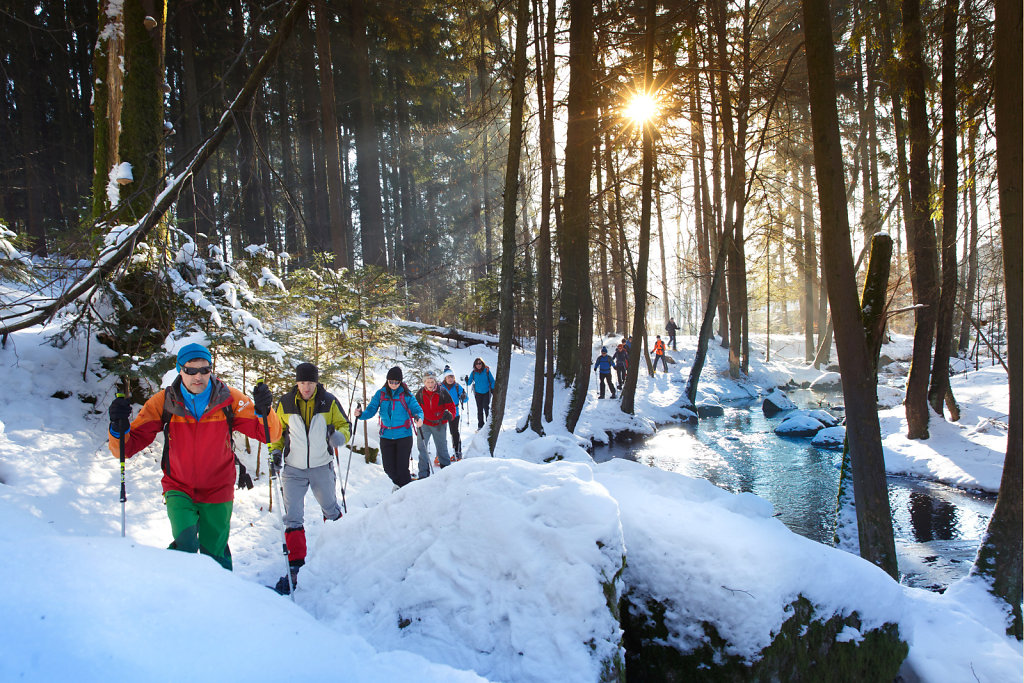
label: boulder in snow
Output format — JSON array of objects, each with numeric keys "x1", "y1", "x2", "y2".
[
  {"x1": 774, "y1": 414, "x2": 826, "y2": 437},
  {"x1": 762, "y1": 389, "x2": 797, "y2": 417},
  {"x1": 812, "y1": 426, "x2": 846, "y2": 449},
  {"x1": 810, "y1": 372, "x2": 843, "y2": 391},
  {"x1": 805, "y1": 409, "x2": 841, "y2": 427}
]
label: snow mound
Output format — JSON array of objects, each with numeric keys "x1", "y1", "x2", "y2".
[
  {"x1": 595, "y1": 460, "x2": 903, "y2": 661},
  {"x1": 762, "y1": 389, "x2": 797, "y2": 417},
  {"x1": 810, "y1": 372, "x2": 842, "y2": 390},
  {"x1": 774, "y1": 414, "x2": 827, "y2": 437},
  {"x1": 811, "y1": 426, "x2": 846, "y2": 450},
  {"x1": 520, "y1": 434, "x2": 594, "y2": 464},
  {"x1": 805, "y1": 409, "x2": 841, "y2": 427},
  {"x1": 0, "y1": 500, "x2": 484, "y2": 683},
  {"x1": 302, "y1": 459, "x2": 625, "y2": 683}
]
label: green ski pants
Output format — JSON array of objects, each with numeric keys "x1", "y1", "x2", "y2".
[{"x1": 164, "y1": 490, "x2": 233, "y2": 570}]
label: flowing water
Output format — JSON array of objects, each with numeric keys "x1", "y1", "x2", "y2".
[{"x1": 593, "y1": 392, "x2": 996, "y2": 591}]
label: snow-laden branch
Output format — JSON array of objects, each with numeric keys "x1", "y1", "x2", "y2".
[{"x1": 0, "y1": 0, "x2": 310, "y2": 336}]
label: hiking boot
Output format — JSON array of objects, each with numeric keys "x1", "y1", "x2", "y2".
[{"x1": 273, "y1": 568, "x2": 300, "y2": 595}]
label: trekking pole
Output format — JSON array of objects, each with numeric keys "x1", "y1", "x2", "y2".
[
  {"x1": 344, "y1": 402, "x2": 360, "y2": 496},
  {"x1": 334, "y1": 447, "x2": 347, "y2": 514},
  {"x1": 117, "y1": 392, "x2": 127, "y2": 538},
  {"x1": 258, "y1": 379, "x2": 293, "y2": 601}
]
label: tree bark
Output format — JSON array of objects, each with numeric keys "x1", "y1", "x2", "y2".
[
  {"x1": 620, "y1": 0, "x2": 657, "y2": 415},
  {"x1": 562, "y1": 0, "x2": 596, "y2": 431},
  {"x1": 902, "y1": 0, "x2": 941, "y2": 439},
  {"x1": 970, "y1": 0, "x2": 1023, "y2": 639},
  {"x1": 349, "y1": 0, "x2": 387, "y2": 268},
  {"x1": 488, "y1": 0, "x2": 529, "y2": 453},
  {"x1": 801, "y1": 0, "x2": 899, "y2": 579},
  {"x1": 928, "y1": 0, "x2": 960, "y2": 419},
  {"x1": 314, "y1": 0, "x2": 352, "y2": 268}
]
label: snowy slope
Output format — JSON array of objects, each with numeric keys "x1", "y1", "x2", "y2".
[{"x1": 0, "y1": 325, "x2": 1020, "y2": 682}]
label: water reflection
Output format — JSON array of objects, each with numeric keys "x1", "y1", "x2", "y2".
[{"x1": 594, "y1": 399, "x2": 996, "y2": 590}]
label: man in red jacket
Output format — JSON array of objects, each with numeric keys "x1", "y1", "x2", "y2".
[
  {"x1": 413, "y1": 371, "x2": 456, "y2": 479},
  {"x1": 108, "y1": 343, "x2": 281, "y2": 569}
]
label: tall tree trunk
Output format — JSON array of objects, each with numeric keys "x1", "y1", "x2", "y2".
[
  {"x1": 562, "y1": 0, "x2": 596, "y2": 431},
  {"x1": 176, "y1": 0, "x2": 213, "y2": 243},
  {"x1": 928, "y1": 0, "x2": 960, "y2": 418},
  {"x1": 488, "y1": 0, "x2": 530, "y2": 453},
  {"x1": 597, "y1": 138, "x2": 613, "y2": 334},
  {"x1": 313, "y1": 0, "x2": 352, "y2": 268},
  {"x1": 620, "y1": 0, "x2": 657, "y2": 415},
  {"x1": 801, "y1": 0, "x2": 899, "y2": 580},
  {"x1": 903, "y1": 0, "x2": 941, "y2": 439},
  {"x1": 350, "y1": 0, "x2": 387, "y2": 268},
  {"x1": 970, "y1": 0, "x2": 1023, "y2": 639},
  {"x1": 296, "y1": 9, "x2": 325, "y2": 253},
  {"x1": 958, "y1": 125, "x2": 980, "y2": 352},
  {"x1": 606, "y1": 133, "x2": 629, "y2": 335},
  {"x1": 802, "y1": 155, "x2": 818, "y2": 362}
]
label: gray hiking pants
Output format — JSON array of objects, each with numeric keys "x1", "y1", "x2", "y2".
[
  {"x1": 281, "y1": 462, "x2": 342, "y2": 528},
  {"x1": 417, "y1": 423, "x2": 450, "y2": 479}
]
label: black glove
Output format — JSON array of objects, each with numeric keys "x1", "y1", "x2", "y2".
[
  {"x1": 109, "y1": 395, "x2": 132, "y2": 436},
  {"x1": 253, "y1": 383, "x2": 273, "y2": 418},
  {"x1": 270, "y1": 450, "x2": 282, "y2": 476}
]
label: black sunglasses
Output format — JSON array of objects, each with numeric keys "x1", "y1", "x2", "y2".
[{"x1": 182, "y1": 366, "x2": 213, "y2": 375}]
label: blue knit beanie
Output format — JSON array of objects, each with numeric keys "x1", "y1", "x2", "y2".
[{"x1": 176, "y1": 343, "x2": 212, "y2": 371}]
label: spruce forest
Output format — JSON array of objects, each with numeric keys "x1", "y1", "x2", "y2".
[{"x1": 0, "y1": 0, "x2": 1021, "y2": 654}]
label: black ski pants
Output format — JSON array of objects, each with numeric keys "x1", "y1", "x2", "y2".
[
  {"x1": 379, "y1": 436, "x2": 413, "y2": 488},
  {"x1": 474, "y1": 391, "x2": 491, "y2": 429},
  {"x1": 654, "y1": 354, "x2": 668, "y2": 373},
  {"x1": 598, "y1": 372, "x2": 616, "y2": 398},
  {"x1": 668, "y1": 332, "x2": 677, "y2": 351},
  {"x1": 448, "y1": 417, "x2": 462, "y2": 455},
  {"x1": 615, "y1": 365, "x2": 627, "y2": 387}
]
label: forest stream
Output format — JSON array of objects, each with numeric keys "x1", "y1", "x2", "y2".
[{"x1": 593, "y1": 390, "x2": 996, "y2": 592}]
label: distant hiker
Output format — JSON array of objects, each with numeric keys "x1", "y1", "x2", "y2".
[
  {"x1": 106, "y1": 343, "x2": 280, "y2": 570},
  {"x1": 414, "y1": 371, "x2": 456, "y2": 479},
  {"x1": 625, "y1": 336, "x2": 633, "y2": 354},
  {"x1": 651, "y1": 335, "x2": 668, "y2": 373},
  {"x1": 466, "y1": 358, "x2": 495, "y2": 429},
  {"x1": 666, "y1": 318, "x2": 679, "y2": 351},
  {"x1": 354, "y1": 367, "x2": 423, "y2": 489},
  {"x1": 594, "y1": 347, "x2": 616, "y2": 399},
  {"x1": 440, "y1": 366, "x2": 468, "y2": 459},
  {"x1": 268, "y1": 362, "x2": 350, "y2": 594},
  {"x1": 612, "y1": 343, "x2": 629, "y2": 388}
]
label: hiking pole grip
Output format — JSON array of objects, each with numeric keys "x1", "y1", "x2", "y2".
[{"x1": 116, "y1": 392, "x2": 127, "y2": 538}]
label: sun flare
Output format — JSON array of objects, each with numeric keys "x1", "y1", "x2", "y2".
[{"x1": 624, "y1": 92, "x2": 659, "y2": 125}]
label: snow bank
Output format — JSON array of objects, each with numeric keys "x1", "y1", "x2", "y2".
[
  {"x1": 595, "y1": 459, "x2": 905, "y2": 660},
  {"x1": 0, "y1": 500, "x2": 485, "y2": 683},
  {"x1": 301, "y1": 459, "x2": 625, "y2": 683}
]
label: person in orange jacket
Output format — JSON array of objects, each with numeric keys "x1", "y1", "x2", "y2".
[
  {"x1": 651, "y1": 335, "x2": 668, "y2": 373},
  {"x1": 107, "y1": 343, "x2": 281, "y2": 570}
]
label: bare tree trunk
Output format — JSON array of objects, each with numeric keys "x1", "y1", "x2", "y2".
[
  {"x1": 970, "y1": 0, "x2": 1023, "y2": 639},
  {"x1": 801, "y1": 0, "x2": 899, "y2": 580},
  {"x1": 314, "y1": 0, "x2": 352, "y2": 268},
  {"x1": 620, "y1": 0, "x2": 657, "y2": 415},
  {"x1": 802, "y1": 155, "x2": 817, "y2": 362},
  {"x1": 903, "y1": 0, "x2": 941, "y2": 439},
  {"x1": 561, "y1": 0, "x2": 596, "y2": 429},
  {"x1": 928, "y1": 0, "x2": 961, "y2": 419},
  {"x1": 488, "y1": 0, "x2": 529, "y2": 453},
  {"x1": 350, "y1": 0, "x2": 387, "y2": 268},
  {"x1": 958, "y1": 125, "x2": 980, "y2": 352}
]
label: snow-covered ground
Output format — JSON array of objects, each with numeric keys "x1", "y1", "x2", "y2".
[{"x1": 0, "y1": 324, "x2": 1019, "y2": 681}]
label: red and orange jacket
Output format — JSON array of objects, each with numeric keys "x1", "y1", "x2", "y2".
[
  {"x1": 108, "y1": 376, "x2": 282, "y2": 504},
  {"x1": 653, "y1": 339, "x2": 666, "y2": 356}
]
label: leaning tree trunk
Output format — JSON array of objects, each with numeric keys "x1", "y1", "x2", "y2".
[
  {"x1": 970, "y1": 0, "x2": 1023, "y2": 639},
  {"x1": 801, "y1": 0, "x2": 899, "y2": 580},
  {"x1": 487, "y1": 0, "x2": 529, "y2": 454}
]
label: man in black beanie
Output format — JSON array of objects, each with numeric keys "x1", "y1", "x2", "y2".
[{"x1": 268, "y1": 362, "x2": 350, "y2": 594}]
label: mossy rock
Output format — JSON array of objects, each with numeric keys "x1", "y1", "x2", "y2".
[{"x1": 620, "y1": 592, "x2": 906, "y2": 682}]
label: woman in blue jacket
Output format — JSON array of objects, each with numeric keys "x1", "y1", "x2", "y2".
[
  {"x1": 354, "y1": 366, "x2": 423, "y2": 489},
  {"x1": 466, "y1": 357, "x2": 495, "y2": 429}
]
